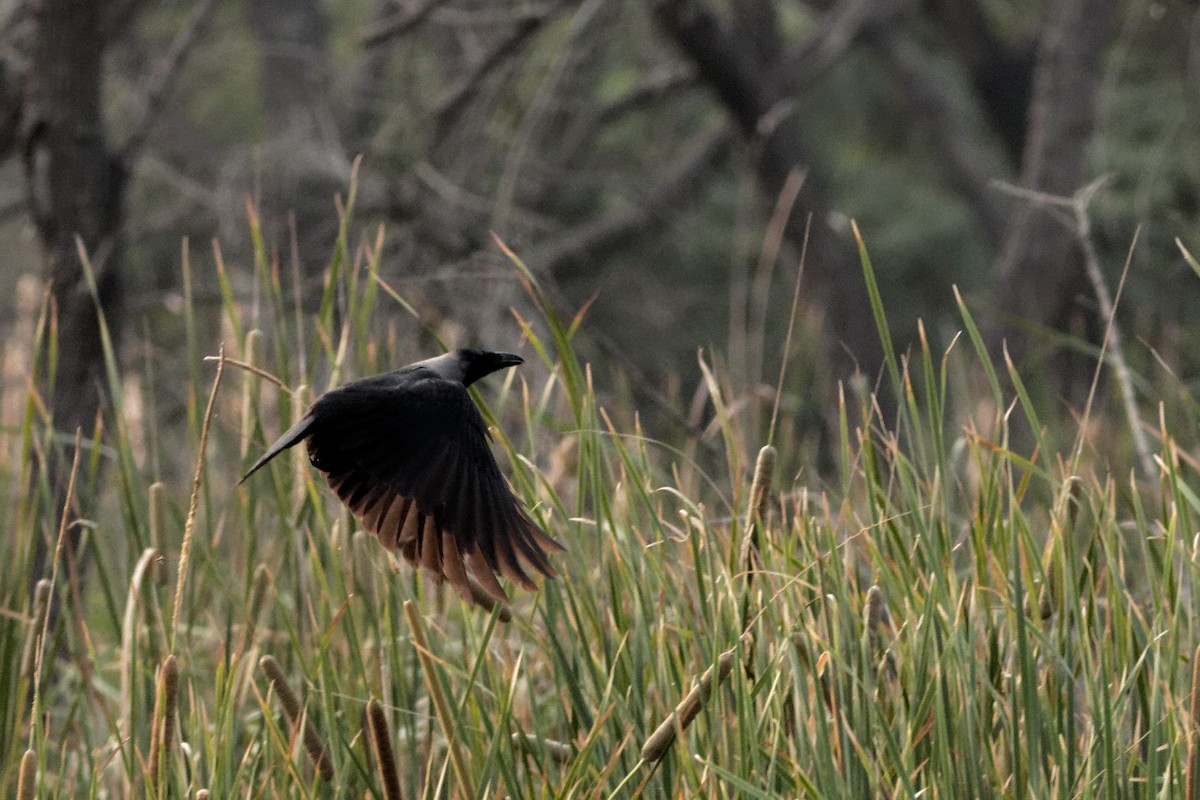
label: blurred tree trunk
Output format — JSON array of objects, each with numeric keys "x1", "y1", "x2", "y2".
[
  {"x1": 23, "y1": 0, "x2": 126, "y2": 575},
  {"x1": 924, "y1": 0, "x2": 1034, "y2": 164},
  {"x1": 247, "y1": 0, "x2": 347, "y2": 308},
  {"x1": 988, "y1": 0, "x2": 1115, "y2": 375}
]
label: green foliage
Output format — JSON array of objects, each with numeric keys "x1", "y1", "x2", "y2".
[{"x1": 3, "y1": 206, "x2": 1200, "y2": 798}]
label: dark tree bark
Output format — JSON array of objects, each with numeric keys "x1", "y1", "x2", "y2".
[
  {"x1": 23, "y1": 0, "x2": 126, "y2": 573},
  {"x1": 651, "y1": 0, "x2": 884, "y2": 382},
  {"x1": 989, "y1": 0, "x2": 1116, "y2": 371}
]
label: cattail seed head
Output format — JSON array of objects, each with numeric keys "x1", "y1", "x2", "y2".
[
  {"x1": 367, "y1": 698, "x2": 403, "y2": 800},
  {"x1": 747, "y1": 445, "x2": 776, "y2": 527},
  {"x1": 17, "y1": 749, "x2": 36, "y2": 800},
  {"x1": 865, "y1": 585, "x2": 890, "y2": 633},
  {"x1": 640, "y1": 644, "x2": 740, "y2": 762},
  {"x1": 21, "y1": 579, "x2": 52, "y2": 680},
  {"x1": 259, "y1": 655, "x2": 334, "y2": 782}
]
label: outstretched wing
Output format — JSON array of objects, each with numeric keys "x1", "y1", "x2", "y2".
[{"x1": 306, "y1": 374, "x2": 563, "y2": 601}]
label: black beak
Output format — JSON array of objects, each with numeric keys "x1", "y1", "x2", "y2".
[{"x1": 492, "y1": 352, "x2": 524, "y2": 369}]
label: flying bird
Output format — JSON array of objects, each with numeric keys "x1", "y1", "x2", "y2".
[{"x1": 241, "y1": 348, "x2": 563, "y2": 602}]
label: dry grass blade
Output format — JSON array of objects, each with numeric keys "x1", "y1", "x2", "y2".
[
  {"x1": 367, "y1": 697, "x2": 403, "y2": 800},
  {"x1": 121, "y1": 548, "x2": 163, "y2": 765},
  {"x1": 403, "y1": 600, "x2": 474, "y2": 799},
  {"x1": 17, "y1": 749, "x2": 36, "y2": 800},
  {"x1": 237, "y1": 563, "x2": 272, "y2": 658},
  {"x1": 864, "y1": 585, "x2": 897, "y2": 680},
  {"x1": 640, "y1": 638, "x2": 747, "y2": 762},
  {"x1": 259, "y1": 654, "x2": 334, "y2": 782},
  {"x1": 1187, "y1": 643, "x2": 1200, "y2": 800},
  {"x1": 29, "y1": 428, "x2": 83, "y2": 719},
  {"x1": 21, "y1": 579, "x2": 52, "y2": 680},
  {"x1": 147, "y1": 654, "x2": 179, "y2": 794},
  {"x1": 171, "y1": 349, "x2": 225, "y2": 648},
  {"x1": 741, "y1": 445, "x2": 775, "y2": 638},
  {"x1": 148, "y1": 482, "x2": 167, "y2": 584}
]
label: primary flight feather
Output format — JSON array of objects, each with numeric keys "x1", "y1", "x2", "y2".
[{"x1": 242, "y1": 348, "x2": 564, "y2": 602}]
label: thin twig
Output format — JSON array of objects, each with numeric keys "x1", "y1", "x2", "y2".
[
  {"x1": 203, "y1": 354, "x2": 291, "y2": 393},
  {"x1": 994, "y1": 177, "x2": 1154, "y2": 485},
  {"x1": 767, "y1": 215, "x2": 811, "y2": 446},
  {"x1": 1073, "y1": 195, "x2": 1153, "y2": 483}
]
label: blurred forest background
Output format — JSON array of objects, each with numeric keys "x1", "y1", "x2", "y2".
[{"x1": 0, "y1": 0, "x2": 1197, "y2": 478}]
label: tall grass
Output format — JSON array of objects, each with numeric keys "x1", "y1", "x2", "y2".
[{"x1": 1, "y1": 189, "x2": 1198, "y2": 798}]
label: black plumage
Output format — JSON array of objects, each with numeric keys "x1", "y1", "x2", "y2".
[{"x1": 241, "y1": 348, "x2": 564, "y2": 601}]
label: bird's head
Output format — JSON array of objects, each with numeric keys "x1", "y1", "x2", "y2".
[{"x1": 454, "y1": 348, "x2": 524, "y2": 387}]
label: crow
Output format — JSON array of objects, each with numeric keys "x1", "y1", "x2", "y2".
[{"x1": 241, "y1": 348, "x2": 563, "y2": 602}]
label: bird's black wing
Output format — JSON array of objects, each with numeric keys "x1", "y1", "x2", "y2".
[{"x1": 306, "y1": 374, "x2": 563, "y2": 601}]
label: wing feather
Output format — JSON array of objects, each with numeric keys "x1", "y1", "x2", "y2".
[
  {"x1": 420, "y1": 514, "x2": 442, "y2": 577},
  {"x1": 302, "y1": 370, "x2": 561, "y2": 603},
  {"x1": 440, "y1": 529, "x2": 470, "y2": 598}
]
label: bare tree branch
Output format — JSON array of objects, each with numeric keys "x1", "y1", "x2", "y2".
[
  {"x1": 516, "y1": 66, "x2": 698, "y2": 212},
  {"x1": 783, "y1": 0, "x2": 878, "y2": 84},
  {"x1": 989, "y1": 0, "x2": 1116, "y2": 367},
  {"x1": 871, "y1": 29, "x2": 1009, "y2": 242},
  {"x1": 530, "y1": 123, "x2": 733, "y2": 280},
  {"x1": 358, "y1": 0, "x2": 442, "y2": 47},
  {"x1": 595, "y1": 66, "x2": 696, "y2": 127},
  {"x1": 428, "y1": 4, "x2": 559, "y2": 28},
  {"x1": 995, "y1": 178, "x2": 1153, "y2": 483},
  {"x1": 120, "y1": 0, "x2": 219, "y2": 163},
  {"x1": 433, "y1": 14, "x2": 548, "y2": 138}
]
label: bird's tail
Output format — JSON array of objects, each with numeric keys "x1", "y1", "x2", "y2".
[{"x1": 239, "y1": 413, "x2": 315, "y2": 484}]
